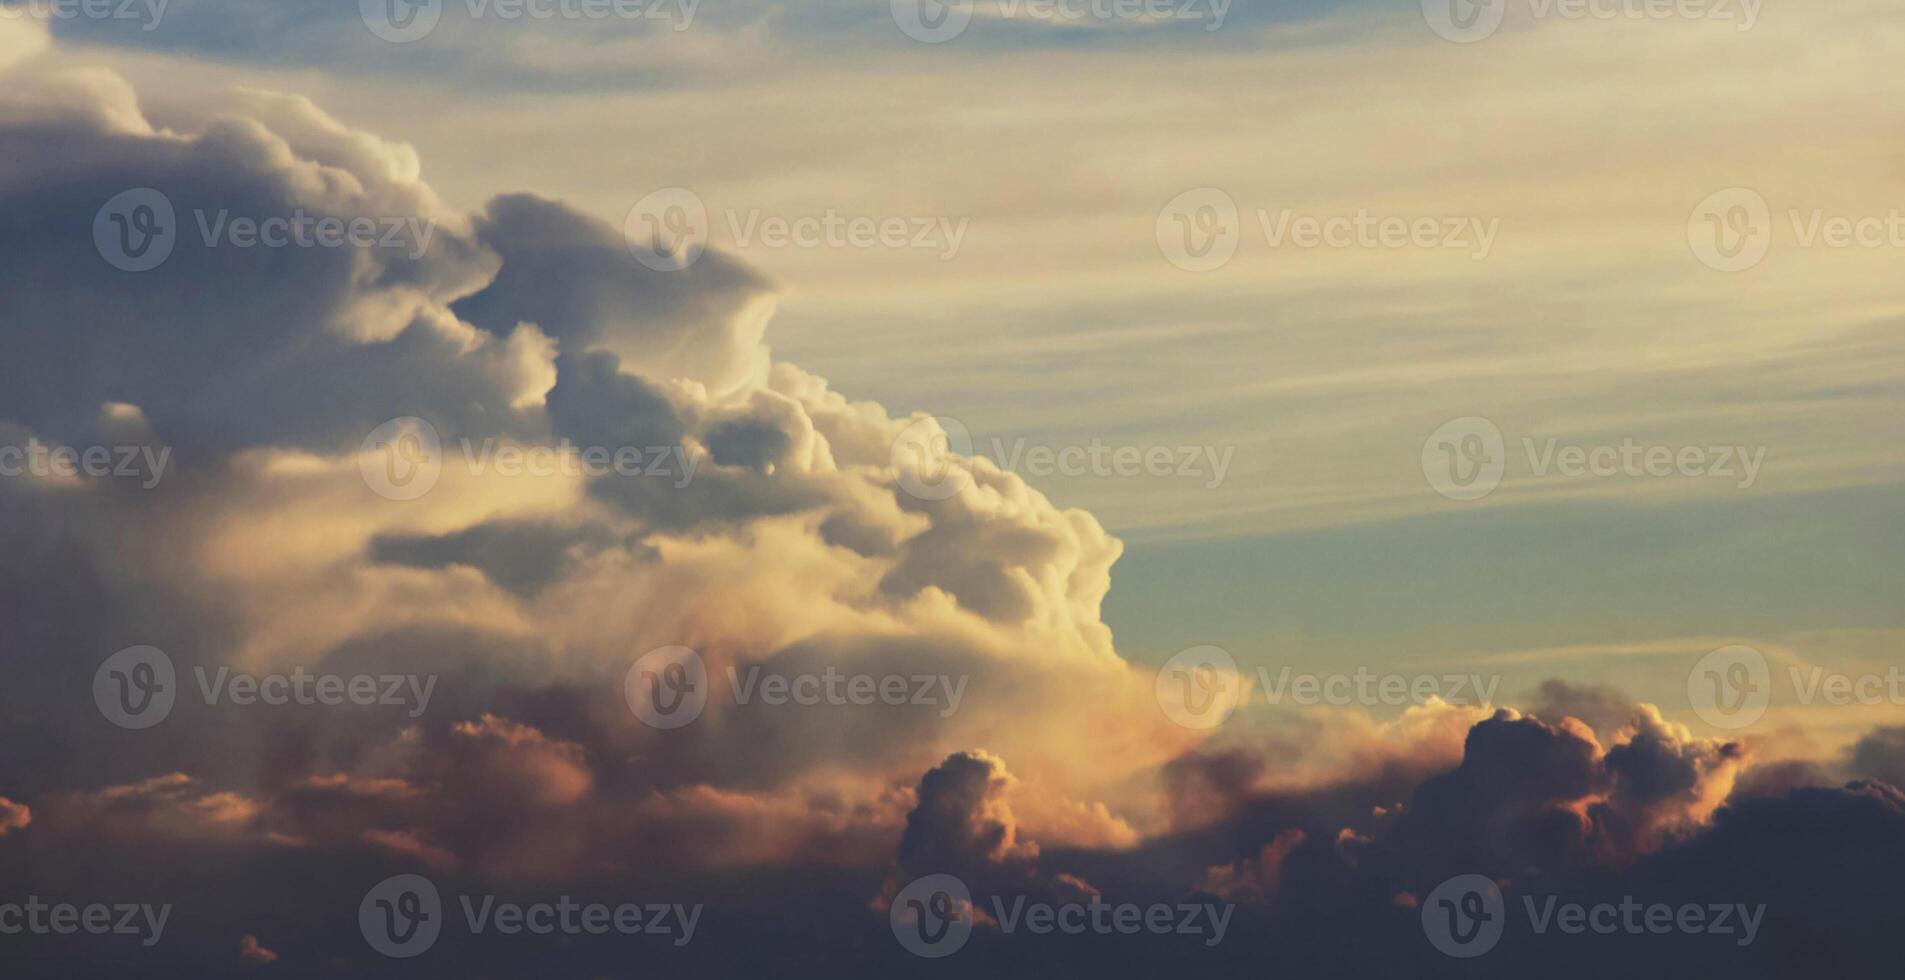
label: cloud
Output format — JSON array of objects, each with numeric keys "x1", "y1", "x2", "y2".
[
  {"x1": 0, "y1": 25, "x2": 1202, "y2": 888},
  {"x1": 896, "y1": 750, "x2": 1038, "y2": 878},
  {"x1": 0, "y1": 796, "x2": 29, "y2": 835},
  {"x1": 1848, "y1": 725, "x2": 1905, "y2": 787},
  {"x1": 237, "y1": 933, "x2": 277, "y2": 965}
]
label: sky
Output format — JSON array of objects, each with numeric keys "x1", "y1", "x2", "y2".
[{"x1": 0, "y1": 0, "x2": 1901, "y2": 976}]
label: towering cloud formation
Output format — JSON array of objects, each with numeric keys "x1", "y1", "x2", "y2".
[{"x1": 0, "y1": 13, "x2": 1185, "y2": 883}]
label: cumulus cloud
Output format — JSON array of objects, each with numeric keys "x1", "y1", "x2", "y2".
[
  {"x1": 896, "y1": 751, "x2": 1039, "y2": 878},
  {"x1": 0, "y1": 24, "x2": 1197, "y2": 887},
  {"x1": 1848, "y1": 726, "x2": 1905, "y2": 787}
]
